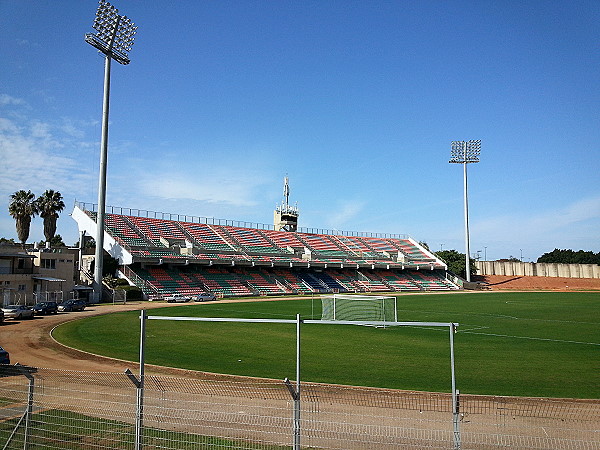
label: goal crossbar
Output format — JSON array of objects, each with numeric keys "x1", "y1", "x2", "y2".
[{"x1": 147, "y1": 315, "x2": 456, "y2": 328}]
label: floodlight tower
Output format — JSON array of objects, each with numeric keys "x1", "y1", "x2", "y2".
[
  {"x1": 449, "y1": 140, "x2": 481, "y2": 282},
  {"x1": 85, "y1": 0, "x2": 137, "y2": 302}
]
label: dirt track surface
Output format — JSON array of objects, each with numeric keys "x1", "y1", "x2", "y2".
[
  {"x1": 1, "y1": 302, "x2": 173, "y2": 374},
  {"x1": 0, "y1": 298, "x2": 299, "y2": 378}
]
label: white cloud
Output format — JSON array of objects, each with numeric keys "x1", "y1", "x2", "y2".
[
  {"x1": 0, "y1": 94, "x2": 26, "y2": 106},
  {"x1": 475, "y1": 196, "x2": 600, "y2": 237},
  {"x1": 0, "y1": 111, "x2": 98, "y2": 242},
  {"x1": 325, "y1": 199, "x2": 366, "y2": 229},
  {"x1": 132, "y1": 162, "x2": 271, "y2": 208},
  {"x1": 0, "y1": 118, "x2": 83, "y2": 193}
]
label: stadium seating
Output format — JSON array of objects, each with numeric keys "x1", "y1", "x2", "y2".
[
  {"x1": 128, "y1": 216, "x2": 187, "y2": 246},
  {"x1": 190, "y1": 267, "x2": 254, "y2": 297},
  {"x1": 180, "y1": 222, "x2": 234, "y2": 252},
  {"x1": 407, "y1": 271, "x2": 458, "y2": 290},
  {"x1": 104, "y1": 214, "x2": 150, "y2": 247},
  {"x1": 241, "y1": 268, "x2": 289, "y2": 295},
  {"x1": 271, "y1": 269, "x2": 313, "y2": 294},
  {"x1": 128, "y1": 264, "x2": 456, "y2": 297},
  {"x1": 223, "y1": 226, "x2": 283, "y2": 254},
  {"x1": 260, "y1": 229, "x2": 306, "y2": 249},
  {"x1": 378, "y1": 270, "x2": 421, "y2": 291},
  {"x1": 76, "y1": 204, "x2": 459, "y2": 297}
]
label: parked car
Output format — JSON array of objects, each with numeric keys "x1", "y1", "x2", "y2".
[
  {"x1": 58, "y1": 299, "x2": 87, "y2": 312},
  {"x1": 164, "y1": 293, "x2": 190, "y2": 303},
  {"x1": 0, "y1": 346, "x2": 9, "y2": 365},
  {"x1": 33, "y1": 301, "x2": 59, "y2": 315},
  {"x1": 195, "y1": 292, "x2": 217, "y2": 302},
  {"x1": 0, "y1": 310, "x2": 3, "y2": 324},
  {"x1": 1, "y1": 305, "x2": 35, "y2": 320}
]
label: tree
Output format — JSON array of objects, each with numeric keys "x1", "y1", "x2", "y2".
[
  {"x1": 36, "y1": 189, "x2": 65, "y2": 245},
  {"x1": 8, "y1": 190, "x2": 38, "y2": 248},
  {"x1": 435, "y1": 249, "x2": 477, "y2": 279},
  {"x1": 75, "y1": 236, "x2": 95, "y2": 249},
  {"x1": 537, "y1": 249, "x2": 599, "y2": 265},
  {"x1": 38, "y1": 234, "x2": 66, "y2": 248}
]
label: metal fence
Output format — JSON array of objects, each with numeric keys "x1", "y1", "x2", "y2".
[{"x1": 1, "y1": 365, "x2": 598, "y2": 449}]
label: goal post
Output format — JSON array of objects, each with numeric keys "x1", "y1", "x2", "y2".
[{"x1": 321, "y1": 294, "x2": 397, "y2": 324}]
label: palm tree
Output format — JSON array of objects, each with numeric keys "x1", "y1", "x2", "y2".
[
  {"x1": 36, "y1": 190, "x2": 65, "y2": 245},
  {"x1": 8, "y1": 190, "x2": 38, "y2": 248}
]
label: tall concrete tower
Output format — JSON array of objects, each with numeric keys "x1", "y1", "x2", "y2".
[{"x1": 274, "y1": 176, "x2": 299, "y2": 232}]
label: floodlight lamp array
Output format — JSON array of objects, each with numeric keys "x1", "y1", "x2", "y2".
[
  {"x1": 449, "y1": 140, "x2": 481, "y2": 164},
  {"x1": 85, "y1": 0, "x2": 137, "y2": 65}
]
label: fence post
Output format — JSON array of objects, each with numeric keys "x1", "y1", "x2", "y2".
[
  {"x1": 450, "y1": 323, "x2": 461, "y2": 449},
  {"x1": 136, "y1": 310, "x2": 147, "y2": 450},
  {"x1": 285, "y1": 314, "x2": 302, "y2": 450},
  {"x1": 23, "y1": 371, "x2": 34, "y2": 450},
  {"x1": 295, "y1": 314, "x2": 301, "y2": 450}
]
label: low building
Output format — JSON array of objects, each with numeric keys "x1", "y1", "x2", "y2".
[{"x1": 0, "y1": 245, "x2": 78, "y2": 305}]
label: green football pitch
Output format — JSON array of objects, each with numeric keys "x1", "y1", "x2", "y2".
[{"x1": 53, "y1": 291, "x2": 600, "y2": 399}]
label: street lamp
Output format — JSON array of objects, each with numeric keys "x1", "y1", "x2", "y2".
[
  {"x1": 85, "y1": 0, "x2": 137, "y2": 302},
  {"x1": 450, "y1": 140, "x2": 481, "y2": 282}
]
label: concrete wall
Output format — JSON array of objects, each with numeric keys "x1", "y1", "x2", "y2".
[{"x1": 475, "y1": 261, "x2": 600, "y2": 279}]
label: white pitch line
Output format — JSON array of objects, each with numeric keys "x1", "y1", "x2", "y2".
[
  {"x1": 460, "y1": 330, "x2": 600, "y2": 346},
  {"x1": 458, "y1": 325, "x2": 490, "y2": 332}
]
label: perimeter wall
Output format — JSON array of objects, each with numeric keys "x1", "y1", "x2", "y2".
[{"x1": 475, "y1": 261, "x2": 600, "y2": 278}]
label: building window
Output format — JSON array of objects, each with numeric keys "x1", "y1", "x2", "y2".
[
  {"x1": 18, "y1": 284, "x2": 25, "y2": 291},
  {"x1": 41, "y1": 259, "x2": 56, "y2": 270},
  {"x1": 18, "y1": 259, "x2": 25, "y2": 269}
]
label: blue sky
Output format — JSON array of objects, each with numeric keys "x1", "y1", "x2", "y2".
[{"x1": 1, "y1": 0, "x2": 599, "y2": 262}]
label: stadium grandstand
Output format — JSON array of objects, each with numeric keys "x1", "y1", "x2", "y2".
[{"x1": 72, "y1": 197, "x2": 459, "y2": 299}]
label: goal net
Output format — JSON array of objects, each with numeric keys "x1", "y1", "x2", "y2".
[{"x1": 321, "y1": 294, "x2": 397, "y2": 324}]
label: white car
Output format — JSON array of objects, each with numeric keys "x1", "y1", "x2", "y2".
[{"x1": 164, "y1": 293, "x2": 190, "y2": 303}]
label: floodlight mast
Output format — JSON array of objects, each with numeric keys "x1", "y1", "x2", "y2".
[
  {"x1": 85, "y1": 0, "x2": 137, "y2": 303},
  {"x1": 449, "y1": 140, "x2": 481, "y2": 283}
]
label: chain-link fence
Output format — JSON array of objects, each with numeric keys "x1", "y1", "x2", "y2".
[{"x1": 0, "y1": 365, "x2": 598, "y2": 449}]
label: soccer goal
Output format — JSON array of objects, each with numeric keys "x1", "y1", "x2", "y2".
[{"x1": 321, "y1": 294, "x2": 397, "y2": 324}]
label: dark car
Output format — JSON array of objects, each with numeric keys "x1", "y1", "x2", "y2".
[
  {"x1": 33, "y1": 301, "x2": 59, "y2": 315},
  {"x1": 0, "y1": 346, "x2": 9, "y2": 365},
  {"x1": 58, "y1": 299, "x2": 87, "y2": 312}
]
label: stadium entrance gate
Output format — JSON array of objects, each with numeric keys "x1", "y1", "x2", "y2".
[{"x1": 136, "y1": 311, "x2": 461, "y2": 450}]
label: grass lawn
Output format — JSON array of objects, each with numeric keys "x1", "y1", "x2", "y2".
[{"x1": 52, "y1": 292, "x2": 600, "y2": 399}]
